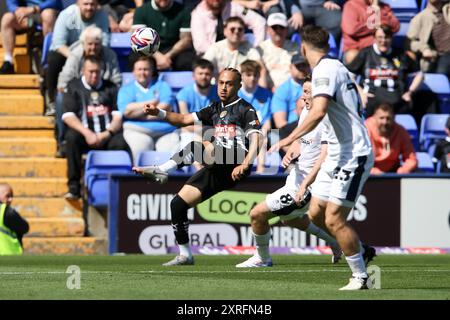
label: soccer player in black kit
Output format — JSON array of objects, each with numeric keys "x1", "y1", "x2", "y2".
[{"x1": 133, "y1": 68, "x2": 263, "y2": 266}]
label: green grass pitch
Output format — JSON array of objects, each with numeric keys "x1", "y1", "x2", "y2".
[{"x1": 0, "y1": 255, "x2": 449, "y2": 300}]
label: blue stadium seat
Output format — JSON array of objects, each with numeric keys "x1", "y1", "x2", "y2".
[
  {"x1": 136, "y1": 150, "x2": 190, "y2": 174},
  {"x1": 41, "y1": 32, "x2": 53, "y2": 68},
  {"x1": 84, "y1": 150, "x2": 132, "y2": 207},
  {"x1": 383, "y1": 0, "x2": 418, "y2": 22},
  {"x1": 419, "y1": 114, "x2": 449, "y2": 151},
  {"x1": 415, "y1": 152, "x2": 435, "y2": 173},
  {"x1": 415, "y1": 73, "x2": 450, "y2": 113},
  {"x1": 395, "y1": 114, "x2": 419, "y2": 150},
  {"x1": 244, "y1": 33, "x2": 256, "y2": 46},
  {"x1": 420, "y1": 0, "x2": 427, "y2": 11},
  {"x1": 137, "y1": 151, "x2": 171, "y2": 166},
  {"x1": 290, "y1": 32, "x2": 338, "y2": 58},
  {"x1": 392, "y1": 22, "x2": 409, "y2": 49},
  {"x1": 121, "y1": 72, "x2": 134, "y2": 86},
  {"x1": 110, "y1": 32, "x2": 132, "y2": 72},
  {"x1": 159, "y1": 71, "x2": 194, "y2": 94},
  {"x1": 61, "y1": 0, "x2": 76, "y2": 8},
  {"x1": 252, "y1": 152, "x2": 284, "y2": 175}
]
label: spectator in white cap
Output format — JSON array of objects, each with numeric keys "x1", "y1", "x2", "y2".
[
  {"x1": 257, "y1": 12, "x2": 299, "y2": 90},
  {"x1": 203, "y1": 16, "x2": 262, "y2": 77}
]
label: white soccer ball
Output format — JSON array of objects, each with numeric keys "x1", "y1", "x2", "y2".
[{"x1": 130, "y1": 27, "x2": 160, "y2": 57}]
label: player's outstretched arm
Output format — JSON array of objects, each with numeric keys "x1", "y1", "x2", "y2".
[
  {"x1": 270, "y1": 96, "x2": 328, "y2": 152},
  {"x1": 143, "y1": 103, "x2": 195, "y2": 127}
]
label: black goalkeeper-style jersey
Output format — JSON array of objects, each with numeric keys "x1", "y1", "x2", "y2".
[
  {"x1": 193, "y1": 98, "x2": 262, "y2": 165},
  {"x1": 62, "y1": 78, "x2": 120, "y2": 134},
  {"x1": 346, "y1": 44, "x2": 419, "y2": 97}
]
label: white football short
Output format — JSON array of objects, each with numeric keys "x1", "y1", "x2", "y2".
[
  {"x1": 265, "y1": 167, "x2": 311, "y2": 221},
  {"x1": 311, "y1": 153, "x2": 374, "y2": 207}
]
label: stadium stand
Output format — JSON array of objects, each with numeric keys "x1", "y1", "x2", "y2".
[
  {"x1": 415, "y1": 151, "x2": 435, "y2": 172},
  {"x1": 136, "y1": 150, "x2": 192, "y2": 174},
  {"x1": 252, "y1": 151, "x2": 284, "y2": 175},
  {"x1": 244, "y1": 33, "x2": 256, "y2": 46},
  {"x1": 418, "y1": 73, "x2": 450, "y2": 114},
  {"x1": 159, "y1": 71, "x2": 194, "y2": 94},
  {"x1": 136, "y1": 150, "x2": 171, "y2": 166},
  {"x1": 420, "y1": 0, "x2": 428, "y2": 11},
  {"x1": 110, "y1": 32, "x2": 132, "y2": 72},
  {"x1": 84, "y1": 150, "x2": 132, "y2": 208},
  {"x1": 392, "y1": 22, "x2": 409, "y2": 49},
  {"x1": 419, "y1": 114, "x2": 449, "y2": 151},
  {"x1": 395, "y1": 114, "x2": 420, "y2": 151},
  {"x1": 383, "y1": 0, "x2": 419, "y2": 22}
]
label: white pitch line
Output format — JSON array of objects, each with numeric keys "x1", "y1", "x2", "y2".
[{"x1": 0, "y1": 269, "x2": 450, "y2": 275}]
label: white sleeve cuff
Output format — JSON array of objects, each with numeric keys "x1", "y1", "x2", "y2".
[
  {"x1": 112, "y1": 110, "x2": 122, "y2": 118},
  {"x1": 246, "y1": 129, "x2": 263, "y2": 137},
  {"x1": 191, "y1": 112, "x2": 199, "y2": 121},
  {"x1": 62, "y1": 112, "x2": 76, "y2": 120}
]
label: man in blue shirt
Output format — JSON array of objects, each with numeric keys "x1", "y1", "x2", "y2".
[
  {"x1": 176, "y1": 59, "x2": 218, "y2": 152},
  {"x1": 0, "y1": 0, "x2": 60, "y2": 74},
  {"x1": 118, "y1": 55, "x2": 177, "y2": 163},
  {"x1": 238, "y1": 59, "x2": 272, "y2": 173}
]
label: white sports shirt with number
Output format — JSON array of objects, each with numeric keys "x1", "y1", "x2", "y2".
[{"x1": 311, "y1": 57, "x2": 372, "y2": 162}]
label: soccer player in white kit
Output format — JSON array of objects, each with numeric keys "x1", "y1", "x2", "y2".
[
  {"x1": 236, "y1": 76, "x2": 343, "y2": 268},
  {"x1": 271, "y1": 25, "x2": 375, "y2": 290}
]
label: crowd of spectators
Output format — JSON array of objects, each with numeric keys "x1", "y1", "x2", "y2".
[{"x1": 0, "y1": 0, "x2": 449, "y2": 198}]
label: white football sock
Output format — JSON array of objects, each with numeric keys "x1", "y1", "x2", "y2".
[
  {"x1": 345, "y1": 252, "x2": 367, "y2": 278},
  {"x1": 158, "y1": 159, "x2": 177, "y2": 172},
  {"x1": 253, "y1": 230, "x2": 271, "y2": 260},
  {"x1": 3, "y1": 54, "x2": 13, "y2": 63},
  {"x1": 178, "y1": 243, "x2": 192, "y2": 258},
  {"x1": 305, "y1": 222, "x2": 338, "y2": 246}
]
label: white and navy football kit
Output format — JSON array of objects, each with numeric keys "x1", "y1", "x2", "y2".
[
  {"x1": 311, "y1": 57, "x2": 374, "y2": 207},
  {"x1": 266, "y1": 107, "x2": 325, "y2": 221}
]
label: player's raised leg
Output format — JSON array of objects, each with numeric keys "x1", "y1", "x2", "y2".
[
  {"x1": 162, "y1": 184, "x2": 203, "y2": 266},
  {"x1": 133, "y1": 141, "x2": 211, "y2": 183}
]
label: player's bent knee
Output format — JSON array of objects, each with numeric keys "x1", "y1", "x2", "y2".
[
  {"x1": 325, "y1": 217, "x2": 346, "y2": 234},
  {"x1": 249, "y1": 208, "x2": 265, "y2": 223},
  {"x1": 1, "y1": 12, "x2": 16, "y2": 26}
]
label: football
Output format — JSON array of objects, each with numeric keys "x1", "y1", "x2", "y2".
[{"x1": 130, "y1": 27, "x2": 160, "y2": 56}]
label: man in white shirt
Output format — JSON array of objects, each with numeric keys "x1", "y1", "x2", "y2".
[
  {"x1": 257, "y1": 12, "x2": 298, "y2": 90},
  {"x1": 236, "y1": 76, "x2": 343, "y2": 268},
  {"x1": 203, "y1": 16, "x2": 261, "y2": 77},
  {"x1": 271, "y1": 25, "x2": 376, "y2": 291}
]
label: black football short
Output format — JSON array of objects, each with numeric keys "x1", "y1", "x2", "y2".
[{"x1": 186, "y1": 164, "x2": 251, "y2": 201}]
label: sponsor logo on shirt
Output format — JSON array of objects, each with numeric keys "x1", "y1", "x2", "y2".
[
  {"x1": 215, "y1": 124, "x2": 237, "y2": 137},
  {"x1": 368, "y1": 68, "x2": 399, "y2": 80},
  {"x1": 86, "y1": 105, "x2": 111, "y2": 117},
  {"x1": 314, "y1": 78, "x2": 330, "y2": 87},
  {"x1": 219, "y1": 110, "x2": 228, "y2": 118},
  {"x1": 300, "y1": 137, "x2": 313, "y2": 145}
]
